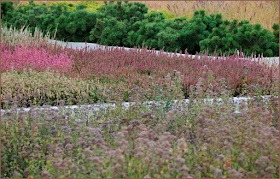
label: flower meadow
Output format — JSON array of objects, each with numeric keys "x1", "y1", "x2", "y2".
[{"x1": 1, "y1": 24, "x2": 279, "y2": 178}]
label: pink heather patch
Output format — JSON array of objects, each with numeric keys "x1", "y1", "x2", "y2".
[
  {"x1": 1, "y1": 42, "x2": 73, "y2": 72},
  {"x1": 63, "y1": 45, "x2": 276, "y2": 95}
]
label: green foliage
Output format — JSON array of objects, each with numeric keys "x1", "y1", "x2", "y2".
[
  {"x1": 3, "y1": 1, "x2": 278, "y2": 57},
  {"x1": 47, "y1": 1, "x2": 102, "y2": 12},
  {"x1": 271, "y1": 23, "x2": 279, "y2": 56},
  {"x1": 150, "y1": 9, "x2": 175, "y2": 20},
  {"x1": 157, "y1": 17, "x2": 189, "y2": 52},
  {"x1": 1, "y1": 1, "x2": 14, "y2": 22},
  {"x1": 126, "y1": 11, "x2": 166, "y2": 48},
  {"x1": 6, "y1": 2, "x2": 68, "y2": 37},
  {"x1": 90, "y1": 16, "x2": 128, "y2": 46},
  {"x1": 180, "y1": 10, "x2": 224, "y2": 54},
  {"x1": 200, "y1": 19, "x2": 279, "y2": 57},
  {"x1": 4, "y1": 1, "x2": 98, "y2": 42},
  {"x1": 89, "y1": 1, "x2": 149, "y2": 46},
  {"x1": 56, "y1": 9, "x2": 97, "y2": 42}
]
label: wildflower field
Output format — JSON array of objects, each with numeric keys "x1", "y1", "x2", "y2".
[{"x1": 1, "y1": 1, "x2": 280, "y2": 178}]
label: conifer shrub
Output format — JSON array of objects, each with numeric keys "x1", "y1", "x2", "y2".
[
  {"x1": 179, "y1": 10, "x2": 224, "y2": 54},
  {"x1": 4, "y1": 1, "x2": 98, "y2": 42},
  {"x1": 271, "y1": 23, "x2": 279, "y2": 56},
  {"x1": 1, "y1": 1, "x2": 14, "y2": 22},
  {"x1": 6, "y1": 2, "x2": 68, "y2": 37},
  {"x1": 89, "y1": 1, "x2": 149, "y2": 46},
  {"x1": 55, "y1": 9, "x2": 97, "y2": 42},
  {"x1": 126, "y1": 11, "x2": 166, "y2": 49},
  {"x1": 157, "y1": 17, "x2": 189, "y2": 52},
  {"x1": 200, "y1": 19, "x2": 279, "y2": 57},
  {"x1": 89, "y1": 16, "x2": 128, "y2": 46},
  {"x1": 2, "y1": 1, "x2": 279, "y2": 57}
]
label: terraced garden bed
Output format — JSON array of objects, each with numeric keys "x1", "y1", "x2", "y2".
[{"x1": 1, "y1": 4, "x2": 279, "y2": 178}]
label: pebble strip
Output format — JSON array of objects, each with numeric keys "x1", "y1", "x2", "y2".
[{"x1": 1, "y1": 95, "x2": 277, "y2": 121}]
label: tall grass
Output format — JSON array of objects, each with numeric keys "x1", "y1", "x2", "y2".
[{"x1": 1, "y1": 25, "x2": 52, "y2": 47}]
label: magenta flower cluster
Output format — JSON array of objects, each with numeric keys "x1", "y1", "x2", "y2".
[{"x1": 1, "y1": 42, "x2": 73, "y2": 72}]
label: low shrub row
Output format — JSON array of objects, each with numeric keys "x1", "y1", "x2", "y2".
[{"x1": 2, "y1": 1, "x2": 279, "y2": 56}]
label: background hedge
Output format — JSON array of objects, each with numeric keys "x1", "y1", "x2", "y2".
[{"x1": 2, "y1": 1, "x2": 279, "y2": 57}]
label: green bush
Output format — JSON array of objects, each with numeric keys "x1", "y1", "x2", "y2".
[
  {"x1": 157, "y1": 17, "x2": 189, "y2": 52},
  {"x1": 6, "y1": 2, "x2": 68, "y2": 36},
  {"x1": 5, "y1": 1, "x2": 98, "y2": 42},
  {"x1": 89, "y1": 16, "x2": 128, "y2": 46},
  {"x1": 49, "y1": 1, "x2": 103, "y2": 12},
  {"x1": 1, "y1": 1, "x2": 14, "y2": 23},
  {"x1": 157, "y1": 9, "x2": 175, "y2": 20},
  {"x1": 179, "y1": 10, "x2": 224, "y2": 54},
  {"x1": 200, "y1": 19, "x2": 279, "y2": 57},
  {"x1": 89, "y1": 1, "x2": 149, "y2": 46},
  {"x1": 3, "y1": 1, "x2": 278, "y2": 57},
  {"x1": 271, "y1": 23, "x2": 279, "y2": 56},
  {"x1": 126, "y1": 11, "x2": 166, "y2": 49},
  {"x1": 55, "y1": 9, "x2": 97, "y2": 42}
]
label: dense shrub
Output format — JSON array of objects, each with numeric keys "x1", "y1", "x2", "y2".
[
  {"x1": 55, "y1": 9, "x2": 97, "y2": 42},
  {"x1": 179, "y1": 10, "x2": 224, "y2": 54},
  {"x1": 6, "y1": 2, "x2": 68, "y2": 36},
  {"x1": 157, "y1": 17, "x2": 189, "y2": 52},
  {"x1": 271, "y1": 23, "x2": 279, "y2": 56},
  {"x1": 126, "y1": 11, "x2": 166, "y2": 49},
  {"x1": 89, "y1": 1, "x2": 149, "y2": 46},
  {"x1": 2, "y1": 1, "x2": 279, "y2": 56},
  {"x1": 89, "y1": 16, "x2": 128, "y2": 46},
  {"x1": 200, "y1": 19, "x2": 279, "y2": 57},
  {"x1": 1, "y1": 1, "x2": 14, "y2": 22}
]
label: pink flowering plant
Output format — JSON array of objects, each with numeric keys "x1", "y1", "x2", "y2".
[{"x1": 1, "y1": 42, "x2": 73, "y2": 73}]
